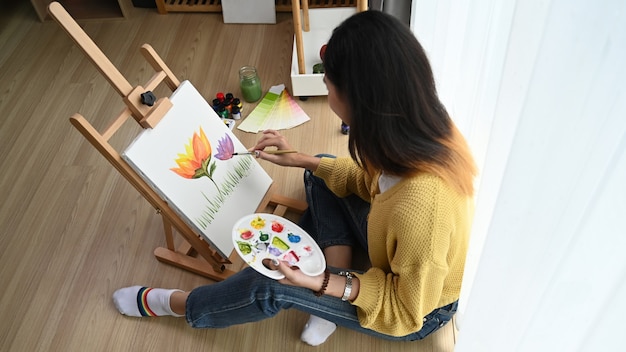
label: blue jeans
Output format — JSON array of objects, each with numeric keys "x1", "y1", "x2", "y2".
[{"x1": 185, "y1": 162, "x2": 457, "y2": 341}]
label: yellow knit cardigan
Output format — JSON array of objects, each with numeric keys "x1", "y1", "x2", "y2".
[{"x1": 314, "y1": 157, "x2": 474, "y2": 336}]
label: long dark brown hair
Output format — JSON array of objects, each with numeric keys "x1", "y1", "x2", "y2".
[{"x1": 324, "y1": 11, "x2": 477, "y2": 196}]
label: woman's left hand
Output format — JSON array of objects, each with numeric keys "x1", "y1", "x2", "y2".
[{"x1": 270, "y1": 259, "x2": 324, "y2": 291}]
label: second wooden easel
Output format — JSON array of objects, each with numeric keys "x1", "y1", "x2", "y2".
[
  {"x1": 47, "y1": 2, "x2": 307, "y2": 281},
  {"x1": 291, "y1": 0, "x2": 368, "y2": 75}
]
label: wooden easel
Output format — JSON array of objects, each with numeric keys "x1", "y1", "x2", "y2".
[
  {"x1": 47, "y1": 2, "x2": 307, "y2": 281},
  {"x1": 291, "y1": 0, "x2": 368, "y2": 75}
]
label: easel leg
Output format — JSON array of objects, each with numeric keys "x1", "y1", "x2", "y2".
[
  {"x1": 162, "y1": 213, "x2": 176, "y2": 251},
  {"x1": 155, "y1": 212, "x2": 233, "y2": 280},
  {"x1": 154, "y1": 247, "x2": 234, "y2": 281},
  {"x1": 153, "y1": 191, "x2": 308, "y2": 281}
]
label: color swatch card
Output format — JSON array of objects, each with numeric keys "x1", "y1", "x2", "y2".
[{"x1": 237, "y1": 84, "x2": 311, "y2": 133}]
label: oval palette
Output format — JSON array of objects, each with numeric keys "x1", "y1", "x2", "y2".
[{"x1": 232, "y1": 213, "x2": 326, "y2": 280}]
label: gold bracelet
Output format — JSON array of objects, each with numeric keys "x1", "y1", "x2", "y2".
[{"x1": 314, "y1": 269, "x2": 331, "y2": 297}]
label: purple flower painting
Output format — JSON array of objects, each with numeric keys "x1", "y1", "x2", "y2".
[{"x1": 214, "y1": 134, "x2": 235, "y2": 161}]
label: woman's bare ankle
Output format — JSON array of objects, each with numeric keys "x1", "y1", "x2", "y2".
[{"x1": 170, "y1": 291, "x2": 189, "y2": 316}]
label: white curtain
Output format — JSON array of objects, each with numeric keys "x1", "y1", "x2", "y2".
[{"x1": 410, "y1": 0, "x2": 626, "y2": 350}]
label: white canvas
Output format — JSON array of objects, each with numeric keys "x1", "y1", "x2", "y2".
[{"x1": 123, "y1": 80, "x2": 273, "y2": 258}]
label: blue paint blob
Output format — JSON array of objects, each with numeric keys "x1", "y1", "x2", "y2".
[{"x1": 287, "y1": 233, "x2": 301, "y2": 243}]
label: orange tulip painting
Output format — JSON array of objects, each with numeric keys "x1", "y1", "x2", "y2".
[{"x1": 171, "y1": 127, "x2": 221, "y2": 194}]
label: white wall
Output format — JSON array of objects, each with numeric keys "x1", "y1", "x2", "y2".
[{"x1": 411, "y1": 0, "x2": 626, "y2": 350}]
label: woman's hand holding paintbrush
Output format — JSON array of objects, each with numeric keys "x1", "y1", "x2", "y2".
[
  {"x1": 245, "y1": 130, "x2": 322, "y2": 171},
  {"x1": 214, "y1": 131, "x2": 298, "y2": 162},
  {"x1": 242, "y1": 129, "x2": 299, "y2": 167}
]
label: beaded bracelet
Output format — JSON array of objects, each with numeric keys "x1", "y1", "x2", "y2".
[{"x1": 314, "y1": 269, "x2": 331, "y2": 297}]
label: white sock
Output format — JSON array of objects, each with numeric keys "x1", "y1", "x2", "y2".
[
  {"x1": 112, "y1": 286, "x2": 184, "y2": 317},
  {"x1": 300, "y1": 315, "x2": 337, "y2": 346}
]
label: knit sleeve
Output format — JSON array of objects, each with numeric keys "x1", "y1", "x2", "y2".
[
  {"x1": 314, "y1": 157, "x2": 373, "y2": 201},
  {"x1": 350, "y1": 176, "x2": 464, "y2": 336},
  {"x1": 352, "y1": 262, "x2": 448, "y2": 336}
]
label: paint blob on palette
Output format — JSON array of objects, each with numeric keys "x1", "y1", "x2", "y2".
[{"x1": 232, "y1": 213, "x2": 326, "y2": 279}]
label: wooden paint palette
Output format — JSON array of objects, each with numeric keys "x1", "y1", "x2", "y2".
[{"x1": 232, "y1": 214, "x2": 326, "y2": 279}]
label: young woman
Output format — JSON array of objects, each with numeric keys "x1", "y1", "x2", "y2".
[{"x1": 113, "y1": 10, "x2": 477, "y2": 346}]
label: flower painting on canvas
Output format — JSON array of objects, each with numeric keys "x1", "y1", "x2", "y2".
[
  {"x1": 122, "y1": 81, "x2": 272, "y2": 258},
  {"x1": 170, "y1": 129, "x2": 256, "y2": 227}
]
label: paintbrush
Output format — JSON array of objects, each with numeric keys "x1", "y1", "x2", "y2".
[{"x1": 232, "y1": 150, "x2": 298, "y2": 156}]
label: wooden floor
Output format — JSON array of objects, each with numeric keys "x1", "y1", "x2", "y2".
[{"x1": 0, "y1": 2, "x2": 456, "y2": 351}]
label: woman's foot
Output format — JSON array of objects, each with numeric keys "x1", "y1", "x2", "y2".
[
  {"x1": 112, "y1": 286, "x2": 185, "y2": 317},
  {"x1": 300, "y1": 315, "x2": 337, "y2": 346}
]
